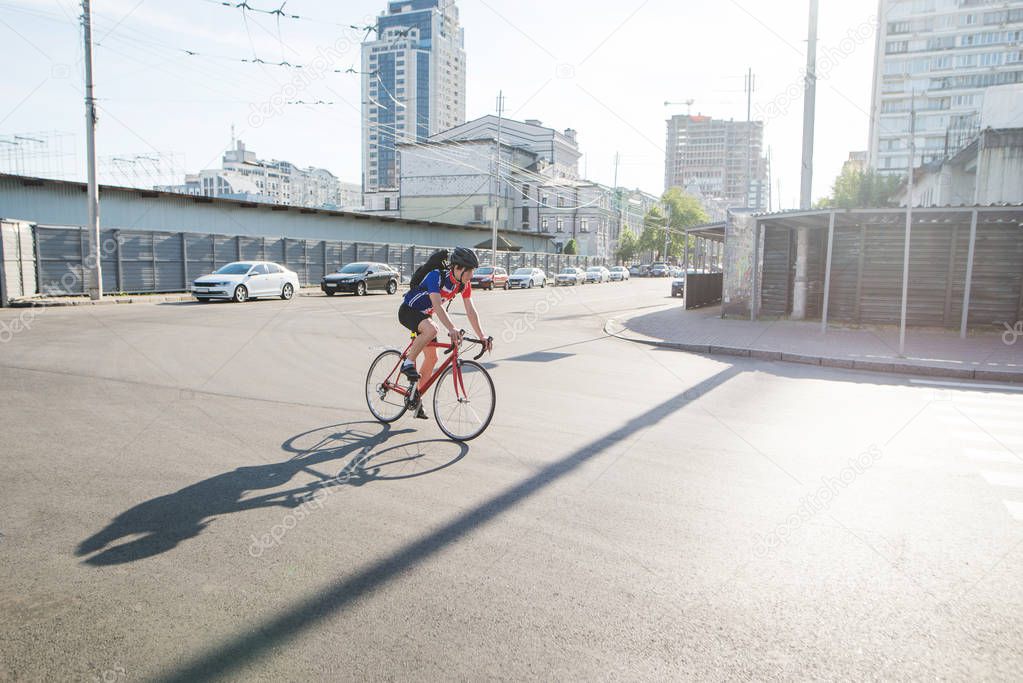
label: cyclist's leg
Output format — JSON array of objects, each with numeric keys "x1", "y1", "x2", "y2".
[
  {"x1": 406, "y1": 316, "x2": 437, "y2": 366},
  {"x1": 419, "y1": 342, "x2": 438, "y2": 393},
  {"x1": 399, "y1": 306, "x2": 432, "y2": 364}
]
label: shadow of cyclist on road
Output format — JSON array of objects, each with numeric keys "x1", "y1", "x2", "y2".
[{"x1": 76, "y1": 422, "x2": 418, "y2": 566}]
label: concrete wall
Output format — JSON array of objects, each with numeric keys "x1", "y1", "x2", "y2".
[
  {"x1": 0, "y1": 220, "x2": 35, "y2": 305},
  {"x1": 722, "y1": 212, "x2": 755, "y2": 318},
  {"x1": 0, "y1": 174, "x2": 553, "y2": 252},
  {"x1": 979, "y1": 133, "x2": 1023, "y2": 205}
]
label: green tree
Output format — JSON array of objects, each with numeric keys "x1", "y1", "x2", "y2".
[
  {"x1": 562, "y1": 238, "x2": 578, "y2": 255},
  {"x1": 639, "y1": 188, "x2": 710, "y2": 261},
  {"x1": 816, "y1": 167, "x2": 901, "y2": 209},
  {"x1": 662, "y1": 187, "x2": 710, "y2": 261},
  {"x1": 615, "y1": 224, "x2": 639, "y2": 263},
  {"x1": 639, "y1": 207, "x2": 665, "y2": 259}
]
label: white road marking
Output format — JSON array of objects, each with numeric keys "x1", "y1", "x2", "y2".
[
  {"x1": 1004, "y1": 501, "x2": 1023, "y2": 522},
  {"x1": 964, "y1": 447, "x2": 1023, "y2": 465},
  {"x1": 910, "y1": 379, "x2": 1023, "y2": 392},
  {"x1": 980, "y1": 471, "x2": 1023, "y2": 488}
]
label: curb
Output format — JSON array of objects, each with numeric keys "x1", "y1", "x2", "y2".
[
  {"x1": 603, "y1": 319, "x2": 1023, "y2": 386},
  {"x1": 8, "y1": 288, "x2": 329, "y2": 308}
]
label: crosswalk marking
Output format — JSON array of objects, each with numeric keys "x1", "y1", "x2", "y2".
[
  {"x1": 938, "y1": 389, "x2": 1023, "y2": 523},
  {"x1": 964, "y1": 448, "x2": 1023, "y2": 465},
  {"x1": 1005, "y1": 501, "x2": 1023, "y2": 521},
  {"x1": 980, "y1": 471, "x2": 1023, "y2": 489}
]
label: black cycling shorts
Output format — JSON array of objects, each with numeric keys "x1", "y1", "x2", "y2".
[{"x1": 398, "y1": 304, "x2": 431, "y2": 334}]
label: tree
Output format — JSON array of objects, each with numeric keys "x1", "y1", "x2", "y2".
[
  {"x1": 638, "y1": 188, "x2": 710, "y2": 261},
  {"x1": 662, "y1": 187, "x2": 710, "y2": 261},
  {"x1": 816, "y1": 167, "x2": 901, "y2": 209},
  {"x1": 562, "y1": 238, "x2": 578, "y2": 255},
  {"x1": 616, "y1": 224, "x2": 639, "y2": 263},
  {"x1": 639, "y1": 207, "x2": 665, "y2": 259}
]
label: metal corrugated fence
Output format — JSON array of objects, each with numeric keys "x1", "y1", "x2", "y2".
[
  {"x1": 33, "y1": 225, "x2": 605, "y2": 295},
  {"x1": 759, "y1": 217, "x2": 1023, "y2": 328}
]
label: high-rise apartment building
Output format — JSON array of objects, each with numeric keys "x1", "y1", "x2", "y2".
[
  {"x1": 664, "y1": 114, "x2": 768, "y2": 212},
  {"x1": 868, "y1": 0, "x2": 1023, "y2": 174},
  {"x1": 361, "y1": 0, "x2": 466, "y2": 211}
]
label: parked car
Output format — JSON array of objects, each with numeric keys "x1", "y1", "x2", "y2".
[
  {"x1": 636, "y1": 264, "x2": 652, "y2": 277},
  {"x1": 192, "y1": 261, "x2": 299, "y2": 303},
  {"x1": 555, "y1": 267, "x2": 586, "y2": 286},
  {"x1": 608, "y1": 266, "x2": 630, "y2": 281},
  {"x1": 650, "y1": 262, "x2": 671, "y2": 277},
  {"x1": 470, "y1": 266, "x2": 509, "y2": 290},
  {"x1": 321, "y1": 262, "x2": 399, "y2": 296},
  {"x1": 671, "y1": 274, "x2": 685, "y2": 297},
  {"x1": 584, "y1": 266, "x2": 611, "y2": 283},
  {"x1": 628, "y1": 265, "x2": 643, "y2": 277},
  {"x1": 507, "y1": 267, "x2": 547, "y2": 289}
]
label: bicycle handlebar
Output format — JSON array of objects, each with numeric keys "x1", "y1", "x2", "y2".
[{"x1": 443, "y1": 330, "x2": 492, "y2": 360}]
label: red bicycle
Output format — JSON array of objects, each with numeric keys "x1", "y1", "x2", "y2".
[{"x1": 365, "y1": 331, "x2": 496, "y2": 441}]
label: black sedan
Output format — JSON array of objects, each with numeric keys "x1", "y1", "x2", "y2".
[{"x1": 321, "y1": 262, "x2": 399, "y2": 296}]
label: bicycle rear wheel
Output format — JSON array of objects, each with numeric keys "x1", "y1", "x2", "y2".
[
  {"x1": 366, "y1": 350, "x2": 409, "y2": 423},
  {"x1": 432, "y1": 360, "x2": 495, "y2": 441}
]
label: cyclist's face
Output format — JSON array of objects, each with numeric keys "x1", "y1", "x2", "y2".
[{"x1": 455, "y1": 266, "x2": 473, "y2": 283}]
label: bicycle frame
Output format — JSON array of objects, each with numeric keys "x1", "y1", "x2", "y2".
[{"x1": 381, "y1": 338, "x2": 467, "y2": 401}]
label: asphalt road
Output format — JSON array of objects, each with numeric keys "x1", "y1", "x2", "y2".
[{"x1": 1, "y1": 278, "x2": 1022, "y2": 681}]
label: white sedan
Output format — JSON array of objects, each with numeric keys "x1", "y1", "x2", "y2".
[
  {"x1": 608, "y1": 266, "x2": 630, "y2": 281},
  {"x1": 192, "y1": 261, "x2": 300, "y2": 303},
  {"x1": 507, "y1": 267, "x2": 547, "y2": 289},
  {"x1": 584, "y1": 266, "x2": 611, "y2": 283}
]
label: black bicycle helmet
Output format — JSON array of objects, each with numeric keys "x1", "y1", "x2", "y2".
[{"x1": 449, "y1": 246, "x2": 479, "y2": 269}]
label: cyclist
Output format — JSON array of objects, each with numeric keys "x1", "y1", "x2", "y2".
[{"x1": 398, "y1": 246, "x2": 492, "y2": 419}]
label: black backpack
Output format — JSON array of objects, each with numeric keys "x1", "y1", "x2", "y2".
[{"x1": 409, "y1": 249, "x2": 449, "y2": 290}]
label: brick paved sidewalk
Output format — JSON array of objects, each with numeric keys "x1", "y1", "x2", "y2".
[{"x1": 607, "y1": 304, "x2": 1023, "y2": 384}]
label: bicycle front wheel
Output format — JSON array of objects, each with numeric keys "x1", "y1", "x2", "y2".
[
  {"x1": 433, "y1": 360, "x2": 496, "y2": 441},
  {"x1": 366, "y1": 349, "x2": 408, "y2": 423}
]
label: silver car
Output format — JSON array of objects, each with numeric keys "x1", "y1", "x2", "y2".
[
  {"x1": 608, "y1": 266, "x2": 630, "y2": 281},
  {"x1": 192, "y1": 261, "x2": 299, "y2": 303},
  {"x1": 555, "y1": 267, "x2": 586, "y2": 286},
  {"x1": 584, "y1": 266, "x2": 610, "y2": 283},
  {"x1": 507, "y1": 267, "x2": 547, "y2": 289}
]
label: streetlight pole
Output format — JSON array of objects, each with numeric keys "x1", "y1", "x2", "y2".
[
  {"x1": 82, "y1": 0, "x2": 102, "y2": 300},
  {"x1": 489, "y1": 91, "x2": 505, "y2": 265},
  {"x1": 792, "y1": 0, "x2": 819, "y2": 320}
]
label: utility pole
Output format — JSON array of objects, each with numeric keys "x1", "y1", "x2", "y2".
[
  {"x1": 744, "y1": 67, "x2": 755, "y2": 209},
  {"x1": 612, "y1": 152, "x2": 621, "y2": 263},
  {"x1": 489, "y1": 90, "x2": 505, "y2": 264},
  {"x1": 792, "y1": 0, "x2": 818, "y2": 320},
  {"x1": 663, "y1": 200, "x2": 672, "y2": 262},
  {"x1": 82, "y1": 0, "x2": 102, "y2": 300}
]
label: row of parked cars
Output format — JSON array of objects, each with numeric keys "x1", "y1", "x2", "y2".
[
  {"x1": 190, "y1": 261, "x2": 636, "y2": 302},
  {"x1": 629, "y1": 262, "x2": 685, "y2": 278},
  {"x1": 467, "y1": 265, "x2": 635, "y2": 289}
]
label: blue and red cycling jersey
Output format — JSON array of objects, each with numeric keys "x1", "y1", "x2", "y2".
[{"x1": 402, "y1": 270, "x2": 472, "y2": 313}]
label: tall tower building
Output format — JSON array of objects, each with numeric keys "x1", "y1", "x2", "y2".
[
  {"x1": 361, "y1": 0, "x2": 466, "y2": 211},
  {"x1": 868, "y1": 0, "x2": 1023, "y2": 174},
  {"x1": 664, "y1": 114, "x2": 768, "y2": 212}
]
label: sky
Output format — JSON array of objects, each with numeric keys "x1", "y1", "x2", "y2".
[{"x1": 0, "y1": 0, "x2": 880, "y2": 209}]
